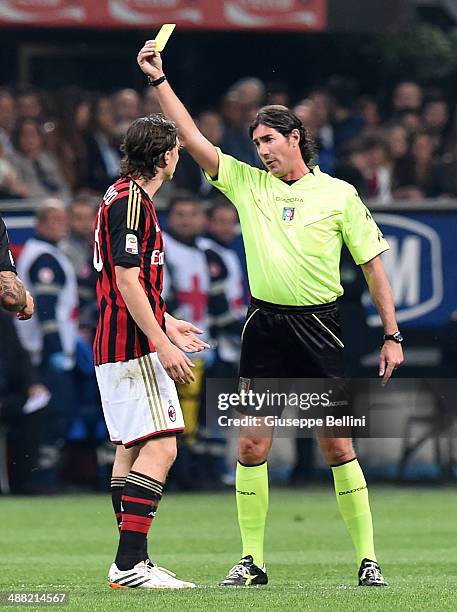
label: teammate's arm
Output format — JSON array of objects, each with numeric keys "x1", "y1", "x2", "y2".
[
  {"x1": 361, "y1": 256, "x2": 403, "y2": 384},
  {"x1": 115, "y1": 265, "x2": 195, "y2": 383},
  {"x1": 137, "y1": 40, "x2": 219, "y2": 177},
  {"x1": 0, "y1": 217, "x2": 34, "y2": 318}
]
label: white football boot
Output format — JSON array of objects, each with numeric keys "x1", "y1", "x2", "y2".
[{"x1": 108, "y1": 560, "x2": 195, "y2": 589}]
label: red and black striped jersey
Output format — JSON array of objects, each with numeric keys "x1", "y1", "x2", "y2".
[{"x1": 93, "y1": 176, "x2": 166, "y2": 365}]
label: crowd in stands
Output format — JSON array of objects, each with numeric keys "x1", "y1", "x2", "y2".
[
  {"x1": 1, "y1": 75, "x2": 457, "y2": 494},
  {"x1": 0, "y1": 77, "x2": 457, "y2": 205}
]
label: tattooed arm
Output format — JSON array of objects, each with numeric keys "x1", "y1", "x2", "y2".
[{"x1": 0, "y1": 271, "x2": 34, "y2": 319}]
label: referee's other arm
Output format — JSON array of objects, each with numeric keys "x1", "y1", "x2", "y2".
[
  {"x1": 361, "y1": 255, "x2": 403, "y2": 384},
  {"x1": 137, "y1": 41, "x2": 219, "y2": 178}
]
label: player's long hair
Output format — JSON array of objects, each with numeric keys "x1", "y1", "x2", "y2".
[
  {"x1": 120, "y1": 114, "x2": 178, "y2": 180},
  {"x1": 249, "y1": 105, "x2": 317, "y2": 165}
]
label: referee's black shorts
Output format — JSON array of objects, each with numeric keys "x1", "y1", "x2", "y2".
[{"x1": 239, "y1": 297, "x2": 344, "y2": 380}]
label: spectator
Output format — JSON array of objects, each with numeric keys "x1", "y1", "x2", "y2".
[
  {"x1": 436, "y1": 137, "x2": 457, "y2": 197},
  {"x1": 15, "y1": 200, "x2": 78, "y2": 491},
  {"x1": 327, "y1": 76, "x2": 364, "y2": 151},
  {"x1": 220, "y1": 90, "x2": 262, "y2": 167},
  {"x1": 16, "y1": 88, "x2": 44, "y2": 122},
  {"x1": 162, "y1": 194, "x2": 211, "y2": 488},
  {"x1": 266, "y1": 81, "x2": 291, "y2": 107},
  {"x1": 400, "y1": 110, "x2": 422, "y2": 135},
  {"x1": 9, "y1": 118, "x2": 70, "y2": 200},
  {"x1": 423, "y1": 96, "x2": 450, "y2": 154},
  {"x1": 85, "y1": 96, "x2": 121, "y2": 193},
  {"x1": 60, "y1": 194, "x2": 98, "y2": 338},
  {"x1": 358, "y1": 95, "x2": 382, "y2": 129},
  {"x1": 304, "y1": 89, "x2": 336, "y2": 172},
  {"x1": 0, "y1": 142, "x2": 29, "y2": 199},
  {"x1": 393, "y1": 131, "x2": 440, "y2": 199},
  {"x1": 362, "y1": 134, "x2": 393, "y2": 204},
  {"x1": 143, "y1": 86, "x2": 162, "y2": 116},
  {"x1": 54, "y1": 87, "x2": 91, "y2": 192},
  {"x1": 333, "y1": 140, "x2": 370, "y2": 199},
  {"x1": 0, "y1": 88, "x2": 16, "y2": 154},
  {"x1": 112, "y1": 88, "x2": 142, "y2": 137},
  {"x1": 230, "y1": 77, "x2": 265, "y2": 109},
  {"x1": 392, "y1": 80, "x2": 423, "y2": 115},
  {"x1": 388, "y1": 124, "x2": 409, "y2": 162},
  {"x1": 198, "y1": 198, "x2": 245, "y2": 378}
]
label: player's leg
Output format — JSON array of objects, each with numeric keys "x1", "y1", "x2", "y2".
[
  {"x1": 99, "y1": 354, "x2": 194, "y2": 589},
  {"x1": 113, "y1": 435, "x2": 176, "y2": 571},
  {"x1": 318, "y1": 435, "x2": 386, "y2": 586},
  {"x1": 219, "y1": 422, "x2": 273, "y2": 586}
]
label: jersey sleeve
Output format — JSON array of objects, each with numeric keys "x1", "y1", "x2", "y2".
[
  {"x1": 108, "y1": 194, "x2": 144, "y2": 268},
  {"x1": 204, "y1": 148, "x2": 259, "y2": 209},
  {"x1": 341, "y1": 190, "x2": 389, "y2": 265},
  {"x1": 0, "y1": 217, "x2": 16, "y2": 273}
]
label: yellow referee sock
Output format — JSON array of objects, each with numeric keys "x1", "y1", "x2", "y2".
[
  {"x1": 331, "y1": 458, "x2": 376, "y2": 565},
  {"x1": 236, "y1": 461, "x2": 269, "y2": 567}
]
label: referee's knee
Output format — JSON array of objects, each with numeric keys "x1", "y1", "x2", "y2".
[
  {"x1": 319, "y1": 438, "x2": 355, "y2": 467},
  {"x1": 238, "y1": 437, "x2": 270, "y2": 466}
]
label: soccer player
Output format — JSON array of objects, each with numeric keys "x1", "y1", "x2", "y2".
[
  {"x1": 137, "y1": 42, "x2": 403, "y2": 587},
  {"x1": 0, "y1": 216, "x2": 34, "y2": 319},
  {"x1": 93, "y1": 114, "x2": 209, "y2": 589}
]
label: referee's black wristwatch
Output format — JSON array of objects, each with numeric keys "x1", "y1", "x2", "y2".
[{"x1": 382, "y1": 331, "x2": 403, "y2": 344}]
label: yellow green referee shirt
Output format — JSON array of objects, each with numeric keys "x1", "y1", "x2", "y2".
[{"x1": 206, "y1": 149, "x2": 389, "y2": 306}]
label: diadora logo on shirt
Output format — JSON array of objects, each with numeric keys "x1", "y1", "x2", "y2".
[
  {"x1": 366, "y1": 214, "x2": 443, "y2": 326},
  {"x1": 151, "y1": 249, "x2": 165, "y2": 265}
]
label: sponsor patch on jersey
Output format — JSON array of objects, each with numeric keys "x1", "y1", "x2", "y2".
[
  {"x1": 282, "y1": 207, "x2": 295, "y2": 223},
  {"x1": 38, "y1": 267, "x2": 55, "y2": 284},
  {"x1": 125, "y1": 233, "x2": 138, "y2": 255}
]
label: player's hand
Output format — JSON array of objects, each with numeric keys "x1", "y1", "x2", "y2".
[
  {"x1": 17, "y1": 291, "x2": 34, "y2": 320},
  {"x1": 379, "y1": 341, "x2": 403, "y2": 386},
  {"x1": 156, "y1": 340, "x2": 196, "y2": 384},
  {"x1": 167, "y1": 319, "x2": 210, "y2": 353},
  {"x1": 137, "y1": 40, "x2": 164, "y2": 80}
]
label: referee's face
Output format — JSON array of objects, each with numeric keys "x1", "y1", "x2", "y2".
[{"x1": 252, "y1": 124, "x2": 300, "y2": 178}]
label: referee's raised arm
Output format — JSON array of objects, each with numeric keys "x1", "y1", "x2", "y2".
[{"x1": 137, "y1": 40, "x2": 219, "y2": 178}]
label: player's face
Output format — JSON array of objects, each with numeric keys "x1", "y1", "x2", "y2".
[
  {"x1": 252, "y1": 124, "x2": 299, "y2": 177},
  {"x1": 163, "y1": 139, "x2": 180, "y2": 180}
]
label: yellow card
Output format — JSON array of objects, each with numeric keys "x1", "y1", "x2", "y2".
[{"x1": 155, "y1": 24, "x2": 176, "y2": 53}]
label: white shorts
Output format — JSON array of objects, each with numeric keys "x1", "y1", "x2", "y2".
[{"x1": 95, "y1": 352, "x2": 184, "y2": 448}]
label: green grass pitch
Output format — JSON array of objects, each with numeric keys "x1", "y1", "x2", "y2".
[{"x1": 3, "y1": 487, "x2": 457, "y2": 611}]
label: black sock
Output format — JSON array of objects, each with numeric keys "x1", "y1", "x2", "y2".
[{"x1": 115, "y1": 471, "x2": 163, "y2": 571}]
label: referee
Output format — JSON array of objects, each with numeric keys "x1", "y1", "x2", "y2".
[
  {"x1": 138, "y1": 41, "x2": 403, "y2": 588},
  {"x1": 0, "y1": 217, "x2": 34, "y2": 319}
]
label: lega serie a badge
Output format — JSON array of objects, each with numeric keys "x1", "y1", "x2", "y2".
[{"x1": 282, "y1": 207, "x2": 295, "y2": 223}]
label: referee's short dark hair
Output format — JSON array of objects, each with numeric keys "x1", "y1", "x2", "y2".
[
  {"x1": 120, "y1": 114, "x2": 178, "y2": 181},
  {"x1": 249, "y1": 105, "x2": 317, "y2": 165}
]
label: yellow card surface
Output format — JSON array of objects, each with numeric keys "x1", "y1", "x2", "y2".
[{"x1": 155, "y1": 24, "x2": 176, "y2": 53}]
